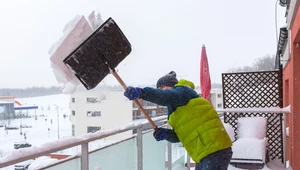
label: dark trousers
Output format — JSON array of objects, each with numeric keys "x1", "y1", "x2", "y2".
[{"x1": 195, "y1": 147, "x2": 233, "y2": 170}]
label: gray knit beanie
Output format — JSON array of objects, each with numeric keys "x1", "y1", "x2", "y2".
[{"x1": 156, "y1": 71, "x2": 178, "y2": 88}]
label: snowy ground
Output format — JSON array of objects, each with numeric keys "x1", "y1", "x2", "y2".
[
  {"x1": 0, "y1": 94, "x2": 72, "y2": 170},
  {"x1": 1, "y1": 94, "x2": 71, "y2": 152},
  {"x1": 0, "y1": 114, "x2": 72, "y2": 154}
]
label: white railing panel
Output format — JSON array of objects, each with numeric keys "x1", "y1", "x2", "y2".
[
  {"x1": 142, "y1": 131, "x2": 166, "y2": 170},
  {"x1": 89, "y1": 139, "x2": 136, "y2": 170},
  {"x1": 46, "y1": 158, "x2": 81, "y2": 170},
  {"x1": 170, "y1": 143, "x2": 185, "y2": 167}
]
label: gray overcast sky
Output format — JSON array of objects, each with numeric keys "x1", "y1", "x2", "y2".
[{"x1": 0, "y1": 0, "x2": 286, "y2": 88}]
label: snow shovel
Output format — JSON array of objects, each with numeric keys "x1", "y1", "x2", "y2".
[{"x1": 63, "y1": 17, "x2": 157, "y2": 129}]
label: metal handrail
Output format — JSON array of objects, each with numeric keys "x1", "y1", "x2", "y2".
[
  {"x1": 216, "y1": 105, "x2": 291, "y2": 114},
  {"x1": 0, "y1": 116, "x2": 167, "y2": 168}
]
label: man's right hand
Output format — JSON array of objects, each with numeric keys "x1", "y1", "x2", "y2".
[
  {"x1": 153, "y1": 128, "x2": 170, "y2": 141},
  {"x1": 124, "y1": 86, "x2": 143, "y2": 100}
]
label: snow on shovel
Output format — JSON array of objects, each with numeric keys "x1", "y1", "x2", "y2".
[{"x1": 63, "y1": 17, "x2": 157, "y2": 129}]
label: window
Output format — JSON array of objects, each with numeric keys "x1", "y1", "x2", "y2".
[
  {"x1": 87, "y1": 97, "x2": 100, "y2": 103},
  {"x1": 217, "y1": 94, "x2": 222, "y2": 98},
  {"x1": 217, "y1": 104, "x2": 222, "y2": 108},
  {"x1": 72, "y1": 125, "x2": 75, "y2": 136},
  {"x1": 87, "y1": 126, "x2": 101, "y2": 133},
  {"x1": 72, "y1": 110, "x2": 75, "y2": 116},
  {"x1": 87, "y1": 111, "x2": 101, "y2": 117},
  {"x1": 72, "y1": 98, "x2": 75, "y2": 103}
]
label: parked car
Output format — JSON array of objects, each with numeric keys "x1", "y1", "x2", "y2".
[
  {"x1": 14, "y1": 159, "x2": 33, "y2": 170},
  {"x1": 14, "y1": 141, "x2": 32, "y2": 149},
  {"x1": 5, "y1": 126, "x2": 19, "y2": 130},
  {"x1": 20, "y1": 125, "x2": 32, "y2": 128}
]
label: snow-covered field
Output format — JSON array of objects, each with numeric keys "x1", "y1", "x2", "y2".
[{"x1": 0, "y1": 94, "x2": 72, "y2": 170}]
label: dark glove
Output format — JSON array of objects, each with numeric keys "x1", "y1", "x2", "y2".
[
  {"x1": 153, "y1": 128, "x2": 180, "y2": 142},
  {"x1": 124, "y1": 86, "x2": 143, "y2": 100},
  {"x1": 153, "y1": 128, "x2": 175, "y2": 141},
  {"x1": 153, "y1": 128, "x2": 169, "y2": 141}
]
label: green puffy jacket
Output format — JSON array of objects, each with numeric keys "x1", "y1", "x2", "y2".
[
  {"x1": 168, "y1": 97, "x2": 232, "y2": 162},
  {"x1": 142, "y1": 79, "x2": 232, "y2": 162}
]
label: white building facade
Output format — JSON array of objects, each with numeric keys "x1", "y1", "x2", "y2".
[
  {"x1": 195, "y1": 87, "x2": 223, "y2": 109},
  {"x1": 69, "y1": 91, "x2": 132, "y2": 140},
  {"x1": 0, "y1": 96, "x2": 16, "y2": 120},
  {"x1": 210, "y1": 88, "x2": 223, "y2": 109}
]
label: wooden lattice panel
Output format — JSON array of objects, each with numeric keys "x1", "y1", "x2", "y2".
[{"x1": 222, "y1": 71, "x2": 283, "y2": 160}]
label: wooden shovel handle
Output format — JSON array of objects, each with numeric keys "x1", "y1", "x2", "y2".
[{"x1": 112, "y1": 71, "x2": 157, "y2": 129}]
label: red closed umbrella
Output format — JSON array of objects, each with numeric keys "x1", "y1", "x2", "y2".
[{"x1": 200, "y1": 45, "x2": 211, "y2": 102}]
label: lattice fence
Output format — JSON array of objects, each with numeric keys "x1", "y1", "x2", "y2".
[{"x1": 222, "y1": 70, "x2": 283, "y2": 160}]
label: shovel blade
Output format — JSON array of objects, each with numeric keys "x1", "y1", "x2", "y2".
[{"x1": 63, "y1": 17, "x2": 132, "y2": 90}]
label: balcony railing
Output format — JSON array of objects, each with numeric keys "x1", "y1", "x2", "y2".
[
  {"x1": 0, "y1": 116, "x2": 187, "y2": 170},
  {"x1": 0, "y1": 106, "x2": 291, "y2": 170}
]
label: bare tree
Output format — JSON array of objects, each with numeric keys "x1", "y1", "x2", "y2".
[
  {"x1": 252, "y1": 54, "x2": 276, "y2": 71},
  {"x1": 227, "y1": 65, "x2": 255, "y2": 73},
  {"x1": 227, "y1": 54, "x2": 275, "y2": 72}
]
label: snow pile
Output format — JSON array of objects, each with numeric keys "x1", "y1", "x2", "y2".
[
  {"x1": 231, "y1": 116, "x2": 268, "y2": 164},
  {"x1": 232, "y1": 137, "x2": 267, "y2": 163},
  {"x1": 48, "y1": 15, "x2": 82, "y2": 56},
  {"x1": 49, "y1": 10, "x2": 104, "y2": 94},
  {"x1": 28, "y1": 156, "x2": 58, "y2": 170},
  {"x1": 267, "y1": 159, "x2": 291, "y2": 170},
  {"x1": 237, "y1": 116, "x2": 267, "y2": 139}
]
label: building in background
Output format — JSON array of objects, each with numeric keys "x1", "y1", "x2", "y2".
[
  {"x1": 69, "y1": 90, "x2": 167, "y2": 140},
  {"x1": 209, "y1": 88, "x2": 223, "y2": 109},
  {"x1": 0, "y1": 96, "x2": 16, "y2": 120},
  {"x1": 132, "y1": 99, "x2": 167, "y2": 120},
  {"x1": 195, "y1": 87, "x2": 223, "y2": 109},
  {"x1": 69, "y1": 91, "x2": 132, "y2": 140}
]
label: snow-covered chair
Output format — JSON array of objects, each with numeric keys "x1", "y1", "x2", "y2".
[{"x1": 230, "y1": 116, "x2": 268, "y2": 169}]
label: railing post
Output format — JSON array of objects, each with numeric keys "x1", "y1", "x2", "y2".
[
  {"x1": 186, "y1": 154, "x2": 191, "y2": 170},
  {"x1": 282, "y1": 113, "x2": 287, "y2": 168},
  {"x1": 137, "y1": 126, "x2": 143, "y2": 170},
  {"x1": 167, "y1": 142, "x2": 172, "y2": 170},
  {"x1": 81, "y1": 143, "x2": 89, "y2": 170},
  {"x1": 167, "y1": 123, "x2": 172, "y2": 170}
]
